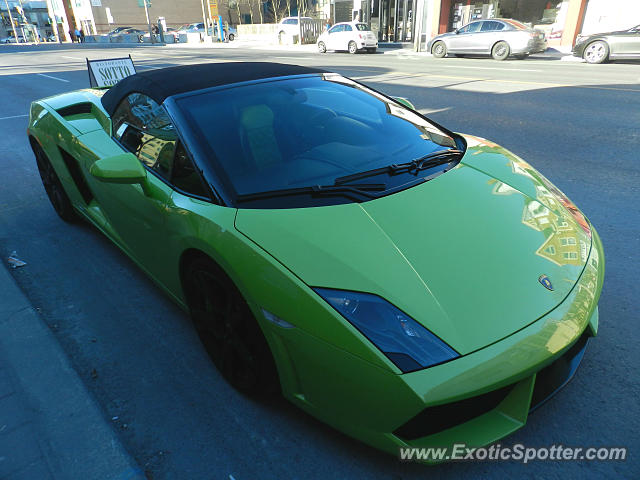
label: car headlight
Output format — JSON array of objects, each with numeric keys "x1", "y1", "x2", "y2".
[{"x1": 314, "y1": 288, "x2": 459, "y2": 372}]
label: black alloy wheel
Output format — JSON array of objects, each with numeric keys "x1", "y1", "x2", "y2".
[
  {"x1": 184, "y1": 257, "x2": 279, "y2": 396},
  {"x1": 33, "y1": 144, "x2": 78, "y2": 222}
]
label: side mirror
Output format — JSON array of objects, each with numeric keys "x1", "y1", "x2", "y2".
[
  {"x1": 90, "y1": 153, "x2": 147, "y2": 184},
  {"x1": 393, "y1": 96, "x2": 416, "y2": 110},
  {"x1": 454, "y1": 29, "x2": 460, "y2": 34}
]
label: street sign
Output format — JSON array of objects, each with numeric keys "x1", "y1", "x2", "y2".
[{"x1": 87, "y1": 56, "x2": 136, "y2": 88}]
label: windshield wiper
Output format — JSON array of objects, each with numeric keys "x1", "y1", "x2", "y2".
[
  {"x1": 235, "y1": 183, "x2": 387, "y2": 203},
  {"x1": 334, "y1": 149, "x2": 463, "y2": 185}
]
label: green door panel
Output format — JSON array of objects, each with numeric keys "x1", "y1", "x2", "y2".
[{"x1": 160, "y1": 190, "x2": 395, "y2": 371}]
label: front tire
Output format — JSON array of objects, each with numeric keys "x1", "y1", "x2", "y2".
[
  {"x1": 318, "y1": 41, "x2": 326, "y2": 53},
  {"x1": 432, "y1": 41, "x2": 447, "y2": 58},
  {"x1": 278, "y1": 31, "x2": 286, "y2": 45},
  {"x1": 183, "y1": 256, "x2": 279, "y2": 397},
  {"x1": 492, "y1": 41, "x2": 510, "y2": 60},
  {"x1": 348, "y1": 40, "x2": 358, "y2": 54},
  {"x1": 583, "y1": 40, "x2": 609, "y2": 64},
  {"x1": 33, "y1": 143, "x2": 79, "y2": 223}
]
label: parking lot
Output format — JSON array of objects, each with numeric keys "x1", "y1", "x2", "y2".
[{"x1": 0, "y1": 42, "x2": 638, "y2": 479}]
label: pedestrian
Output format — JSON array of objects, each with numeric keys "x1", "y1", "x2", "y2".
[
  {"x1": 79, "y1": 28, "x2": 85, "y2": 43},
  {"x1": 74, "y1": 28, "x2": 80, "y2": 42},
  {"x1": 68, "y1": 28, "x2": 76, "y2": 43}
]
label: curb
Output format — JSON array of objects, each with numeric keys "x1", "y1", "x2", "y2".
[{"x1": 0, "y1": 263, "x2": 144, "y2": 480}]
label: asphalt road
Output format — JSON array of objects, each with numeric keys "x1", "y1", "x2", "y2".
[{"x1": 0, "y1": 43, "x2": 638, "y2": 479}]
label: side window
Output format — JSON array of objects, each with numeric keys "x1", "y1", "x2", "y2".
[
  {"x1": 330, "y1": 25, "x2": 344, "y2": 34},
  {"x1": 112, "y1": 93, "x2": 177, "y2": 179},
  {"x1": 467, "y1": 21, "x2": 482, "y2": 33},
  {"x1": 481, "y1": 21, "x2": 495, "y2": 32},
  {"x1": 481, "y1": 21, "x2": 504, "y2": 32},
  {"x1": 171, "y1": 142, "x2": 209, "y2": 198},
  {"x1": 344, "y1": 24, "x2": 353, "y2": 32}
]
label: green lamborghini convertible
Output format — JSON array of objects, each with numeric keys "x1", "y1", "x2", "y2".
[{"x1": 27, "y1": 62, "x2": 604, "y2": 458}]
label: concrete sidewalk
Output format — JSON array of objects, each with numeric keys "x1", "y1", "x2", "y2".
[{"x1": 0, "y1": 263, "x2": 144, "y2": 480}]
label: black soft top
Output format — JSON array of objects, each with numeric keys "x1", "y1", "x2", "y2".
[{"x1": 101, "y1": 62, "x2": 326, "y2": 115}]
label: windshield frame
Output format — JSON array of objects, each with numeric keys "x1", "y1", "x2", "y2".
[{"x1": 166, "y1": 73, "x2": 466, "y2": 209}]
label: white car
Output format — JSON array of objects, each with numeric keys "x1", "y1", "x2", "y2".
[
  {"x1": 317, "y1": 22, "x2": 378, "y2": 54},
  {"x1": 277, "y1": 16, "x2": 312, "y2": 44},
  {"x1": 1, "y1": 34, "x2": 25, "y2": 43}
]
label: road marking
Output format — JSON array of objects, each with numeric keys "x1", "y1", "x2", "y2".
[
  {"x1": 350, "y1": 70, "x2": 640, "y2": 92},
  {"x1": 60, "y1": 55, "x2": 78, "y2": 60},
  {"x1": 0, "y1": 114, "x2": 28, "y2": 120},
  {"x1": 37, "y1": 73, "x2": 70, "y2": 82},
  {"x1": 274, "y1": 56, "x2": 312, "y2": 60},
  {"x1": 433, "y1": 65, "x2": 541, "y2": 72}
]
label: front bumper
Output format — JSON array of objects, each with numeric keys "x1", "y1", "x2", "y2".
[
  {"x1": 275, "y1": 227, "x2": 604, "y2": 458},
  {"x1": 572, "y1": 41, "x2": 587, "y2": 57}
]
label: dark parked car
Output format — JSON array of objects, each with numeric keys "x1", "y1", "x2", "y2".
[
  {"x1": 572, "y1": 24, "x2": 640, "y2": 64},
  {"x1": 427, "y1": 19, "x2": 547, "y2": 60}
]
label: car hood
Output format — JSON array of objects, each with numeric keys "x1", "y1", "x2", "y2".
[{"x1": 235, "y1": 136, "x2": 591, "y2": 354}]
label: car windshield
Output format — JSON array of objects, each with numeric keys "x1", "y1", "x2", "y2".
[
  {"x1": 355, "y1": 24, "x2": 370, "y2": 31},
  {"x1": 175, "y1": 74, "x2": 459, "y2": 205}
]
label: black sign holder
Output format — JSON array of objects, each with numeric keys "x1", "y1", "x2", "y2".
[{"x1": 86, "y1": 55, "x2": 136, "y2": 88}]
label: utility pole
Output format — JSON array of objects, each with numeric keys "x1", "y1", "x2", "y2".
[
  {"x1": 4, "y1": 0, "x2": 19, "y2": 43},
  {"x1": 44, "y1": 0, "x2": 59, "y2": 43},
  {"x1": 199, "y1": 0, "x2": 207, "y2": 41},
  {"x1": 297, "y1": 3, "x2": 301, "y2": 45},
  {"x1": 142, "y1": 0, "x2": 154, "y2": 43}
]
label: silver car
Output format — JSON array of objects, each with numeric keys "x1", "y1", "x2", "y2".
[
  {"x1": 572, "y1": 24, "x2": 640, "y2": 64},
  {"x1": 427, "y1": 19, "x2": 547, "y2": 61}
]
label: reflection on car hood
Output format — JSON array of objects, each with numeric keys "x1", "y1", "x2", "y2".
[{"x1": 235, "y1": 136, "x2": 591, "y2": 354}]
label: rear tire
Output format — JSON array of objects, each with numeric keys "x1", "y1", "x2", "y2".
[
  {"x1": 492, "y1": 41, "x2": 510, "y2": 60},
  {"x1": 348, "y1": 41, "x2": 358, "y2": 54},
  {"x1": 583, "y1": 40, "x2": 609, "y2": 64},
  {"x1": 183, "y1": 256, "x2": 280, "y2": 397},
  {"x1": 33, "y1": 143, "x2": 79, "y2": 223},
  {"x1": 318, "y1": 41, "x2": 326, "y2": 53},
  {"x1": 228, "y1": 33, "x2": 234, "y2": 41},
  {"x1": 278, "y1": 30, "x2": 286, "y2": 44},
  {"x1": 432, "y1": 41, "x2": 447, "y2": 58}
]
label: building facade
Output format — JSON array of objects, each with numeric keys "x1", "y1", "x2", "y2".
[
  {"x1": 89, "y1": 0, "x2": 239, "y2": 33},
  {"x1": 413, "y1": 0, "x2": 639, "y2": 51}
]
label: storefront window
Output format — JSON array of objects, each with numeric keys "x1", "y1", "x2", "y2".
[
  {"x1": 445, "y1": 0, "x2": 570, "y2": 41},
  {"x1": 371, "y1": 0, "x2": 413, "y2": 42}
]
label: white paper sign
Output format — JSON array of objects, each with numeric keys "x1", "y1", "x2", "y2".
[{"x1": 87, "y1": 57, "x2": 136, "y2": 88}]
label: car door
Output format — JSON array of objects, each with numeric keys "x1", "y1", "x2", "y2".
[
  {"x1": 342, "y1": 24, "x2": 354, "y2": 50},
  {"x1": 611, "y1": 25, "x2": 640, "y2": 56},
  {"x1": 478, "y1": 20, "x2": 504, "y2": 53},
  {"x1": 447, "y1": 21, "x2": 482, "y2": 53},
  {"x1": 91, "y1": 93, "x2": 176, "y2": 277},
  {"x1": 327, "y1": 24, "x2": 344, "y2": 50}
]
